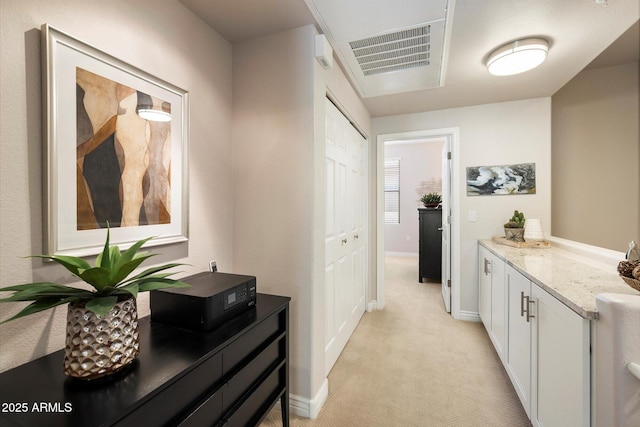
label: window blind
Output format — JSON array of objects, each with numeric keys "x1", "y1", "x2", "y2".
[{"x1": 384, "y1": 158, "x2": 400, "y2": 224}]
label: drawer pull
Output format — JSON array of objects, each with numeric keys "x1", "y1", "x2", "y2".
[
  {"x1": 484, "y1": 258, "x2": 491, "y2": 275},
  {"x1": 520, "y1": 292, "x2": 535, "y2": 322}
]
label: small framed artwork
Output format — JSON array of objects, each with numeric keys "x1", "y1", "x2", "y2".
[
  {"x1": 466, "y1": 163, "x2": 536, "y2": 196},
  {"x1": 42, "y1": 24, "x2": 189, "y2": 256}
]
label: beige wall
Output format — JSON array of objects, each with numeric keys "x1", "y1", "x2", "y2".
[
  {"x1": 0, "y1": 0, "x2": 233, "y2": 372},
  {"x1": 552, "y1": 62, "x2": 639, "y2": 251},
  {"x1": 232, "y1": 25, "x2": 372, "y2": 407},
  {"x1": 232, "y1": 25, "x2": 317, "y2": 402},
  {"x1": 0, "y1": 2, "x2": 372, "y2": 411},
  {"x1": 373, "y1": 98, "x2": 552, "y2": 317},
  {"x1": 384, "y1": 140, "x2": 444, "y2": 254}
]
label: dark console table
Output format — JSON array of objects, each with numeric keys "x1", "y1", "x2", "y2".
[{"x1": 0, "y1": 293, "x2": 290, "y2": 427}]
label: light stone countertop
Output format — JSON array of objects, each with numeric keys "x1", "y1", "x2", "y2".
[{"x1": 479, "y1": 239, "x2": 639, "y2": 320}]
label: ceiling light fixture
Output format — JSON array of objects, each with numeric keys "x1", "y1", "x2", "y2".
[
  {"x1": 137, "y1": 108, "x2": 171, "y2": 122},
  {"x1": 486, "y1": 38, "x2": 549, "y2": 76},
  {"x1": 136, "y1": 91, "x2": 172, "y2": 122}
]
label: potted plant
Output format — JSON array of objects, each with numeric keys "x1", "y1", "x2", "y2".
[
  {"x1": 0, "y1": 228, "x2": 189, "y2": 380},
  {"x1": 420, "y1": 192, "x2": 442, "y2": 208},
  {"x1": 504, "y1": 210, "x2": 526, "y2": 242}
]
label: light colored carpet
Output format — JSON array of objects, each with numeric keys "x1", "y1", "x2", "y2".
[{"x1": 260, "y1": 256, "x2": 531, "y2": 426}]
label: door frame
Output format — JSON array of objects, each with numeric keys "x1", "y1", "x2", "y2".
[{"x1": 376, "y1": 128, "x2": 460, "y2": 317}]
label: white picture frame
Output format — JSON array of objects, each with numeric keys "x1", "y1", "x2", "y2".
[{"x1": 41, "y1": 24, "x2": 189, "y2": 256}]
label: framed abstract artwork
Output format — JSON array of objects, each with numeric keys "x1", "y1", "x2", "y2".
[
  {"x1": 42, "y1": 24, "x2": 189, "y2": 256},
  {"x1": 466, "y1": 163, "x2": 536, "y2": 196}
]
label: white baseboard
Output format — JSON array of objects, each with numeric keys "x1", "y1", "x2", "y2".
[
  {"x1": 366, "y1": 300, "x2": 377, "y2": 312},
  {"x1": 458, "y1": 310, "x2": 481, "y2": 322},
  {"x1": 385, "y1": 251, "x2": 419, "y2": 257},
  {"x1": 290, "y1": 378, "x2": 328, "y2": 419}
]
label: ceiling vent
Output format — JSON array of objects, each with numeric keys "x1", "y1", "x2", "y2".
[
  {"x1": 349, "y1": 25, "x2": 431, "y2": 76},
  {"x1": 304, "y1": 0, "x2": 451, "y2": 98}
]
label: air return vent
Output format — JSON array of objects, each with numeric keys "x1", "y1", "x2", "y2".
[{"x1": 349, "y1": 25, "x2": 431, "y2": 76}]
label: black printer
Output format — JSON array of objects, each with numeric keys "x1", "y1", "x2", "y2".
[{"x1": 150, "y1": 271, "x2": 256, "y2": 331}]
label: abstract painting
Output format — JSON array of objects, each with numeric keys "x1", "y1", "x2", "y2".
[
  {"x1": 466, "y1": 163, "x2": 536, "y2": 196},
  {"x1": 42, "y1": 24, "x2": 189, "y2": 256},
  {"x1": 76, "y1": 68, "x2": 172, "y2": 230}
]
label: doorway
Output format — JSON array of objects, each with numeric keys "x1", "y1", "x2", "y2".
[{"x1": 376, "y1": 128, "x2": 460, "y2": 317}]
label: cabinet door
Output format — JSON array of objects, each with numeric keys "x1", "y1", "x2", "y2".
[
  {"x1": 506, "y1": 265, "x2": 532, "y2": 417},
  {"x1": 478, "y1": 246, "x2": 506, "y2": 362},
  {"x1": 531, "y1": 284, "x2": 590, "y2": 427},
  {"x1": 489, "y1": 254, "x2": 506, "y2": 360},
  {"x1": 478, "y1": 246, "x2": 492, "y2": 330}
]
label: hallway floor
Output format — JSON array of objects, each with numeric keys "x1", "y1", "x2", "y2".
[{"x1": 260, "y1": 255, "x2": 531, "y2": 426}]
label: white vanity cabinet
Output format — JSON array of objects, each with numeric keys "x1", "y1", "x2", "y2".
[{"x1": 480, "y1": 243, "x2": 591, "y2": 427}]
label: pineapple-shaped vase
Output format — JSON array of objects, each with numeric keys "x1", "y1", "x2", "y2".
[{"x1": 63, "y1": 296, "x2": 140, "y2": 380}]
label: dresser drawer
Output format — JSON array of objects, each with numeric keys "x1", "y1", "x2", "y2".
[
  {"x1": 177, "y1": 384, "x2": 224, "y2": 427},
  {"x1": 116, "y1": 352, "x2": 223, "y2": 427},
  {"x1": 224, "y1": 364, "x2": 285, "y2": 427},
  {"x1": 224, "y1": 310, "x2": 283, "y2": 375},
  {"x1": 223, "y1": 337, "x2": 284, "y2": 412}
]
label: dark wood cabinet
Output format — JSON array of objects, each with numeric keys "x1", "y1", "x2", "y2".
[
  {"x1": 0, "y1": 294, "x2": 290, "y2": 427},
  {"x1": 418, "y1": 208, "x2": 442, "y2": 282}
]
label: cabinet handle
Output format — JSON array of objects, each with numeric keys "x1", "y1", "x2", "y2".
[
  {"x1": 527, "y1": 298, "x2": 535, "y2": 322},
  {"x1": 341, "y1": 238, "x2": 348, "y2": 245},
  {"x1": 354, "y1": 234, "x2": 359, "y2": 240},
  {"x1": 484, "y1": 258, "x2": 491, "y2": 275},
  {"x1": 520, "y1": 292, "x2": 535, "y2": 322}
]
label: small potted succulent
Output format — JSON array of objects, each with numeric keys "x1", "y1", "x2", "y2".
[
  {"x1": 420, "y1": 192, "x2": 441, "y2": 208},
  {"x1": 0, "y1": 228, "x2": 189, "y2": 380},
  {"x1": 504, "y1": 210, "x2": 526, "y2": 242}
]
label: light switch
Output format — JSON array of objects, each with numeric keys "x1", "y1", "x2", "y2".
[{"x1": 468, "y1": 210, "x2": 477, "y2": 222}]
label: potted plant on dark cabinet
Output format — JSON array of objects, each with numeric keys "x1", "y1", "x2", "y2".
[
  {"x1": 420, "y1": 192, "x2": 442, "y2": 208},
  {"x1": 0, "y1": 229, "x2": 188, "y2": 380}
]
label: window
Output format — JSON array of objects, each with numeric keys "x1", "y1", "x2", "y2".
[{"x1": 384, "y1": 158, "x2": 400, "y2": 224}]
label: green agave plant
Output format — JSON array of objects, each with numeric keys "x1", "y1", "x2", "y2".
[{"x1": 0, "y1": 229, "x2": 189, "y2": 323}]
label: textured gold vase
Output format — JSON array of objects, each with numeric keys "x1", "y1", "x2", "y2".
[{"x1": 64, "y1": 297, "x2": 140, "y2": 380}]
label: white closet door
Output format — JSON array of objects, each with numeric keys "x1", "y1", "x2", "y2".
[{"x1": 325, "y1": 99, "x2": 367, "y2": 375}]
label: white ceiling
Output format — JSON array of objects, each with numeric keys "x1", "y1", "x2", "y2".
[{"x1": 180, "y1": 0, "x2": 639, "y2": 118}]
